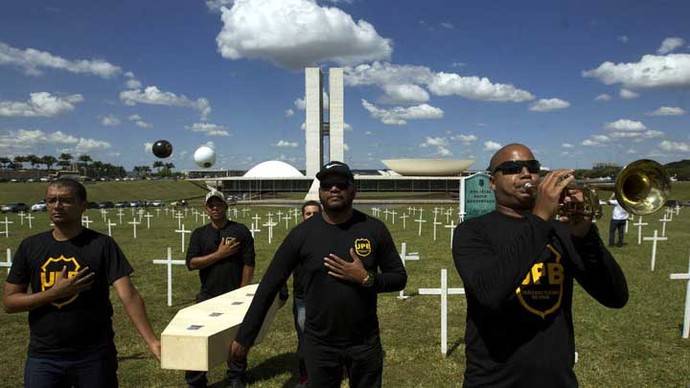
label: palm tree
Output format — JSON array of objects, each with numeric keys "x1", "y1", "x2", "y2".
[
  {"x1": 153, "y1": 160, "x2": 164, "y2": 174},
  {"x1": 42, "y1": 155, "x2": 57, "y2": 171},
  {"x1": 12, "y1": 156, "x2": 25, "y2": 169},
  {"x1": 58, "y1": 153, "x2": 74, "y2": 170},
  {"x1": 78, "y1": 155, "x2": 92, "y2": 177},
  {"x1": 0, "y1": 157, "x2": 10, "y2": 170},
  {"x1": 26, "y1": 154, "x2": 41, "y2": 170}
]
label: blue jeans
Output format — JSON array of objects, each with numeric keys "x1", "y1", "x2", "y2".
[{"x1": 24, "y1": 349, "x2": 118, "y2": 388}]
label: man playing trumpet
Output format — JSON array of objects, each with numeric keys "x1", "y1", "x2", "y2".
[{"x1": 452, "y1": 143, "x2": 628, "y2": 387}]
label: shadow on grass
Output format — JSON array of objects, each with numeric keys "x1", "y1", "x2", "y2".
[
  {"x1": 117, "y1": 352, "x2": 147, "y2": 362},
  {"x1": 447, "y1": 337, "x2": 465, "y2": 357},
  {"x1": 249, "y1": 352, "x2": 299, "y2": 387}
]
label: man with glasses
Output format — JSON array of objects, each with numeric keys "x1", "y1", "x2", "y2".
[
  {"x1": 452, "y1": 144, "x2": 628, "y2": 387},
  {"x1": 229, "y1": 161, "x2": 407, "y2": 388},
  {"x1": 3, "y1": 178, "x2": 161, "y2": 388},
  {"x1": 185, "y1": 190, "x2": 255, "y2": 388}
]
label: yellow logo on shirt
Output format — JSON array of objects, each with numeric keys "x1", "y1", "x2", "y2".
[
  {"x1": 354, "y1": 238, "x2": 372, "y2": 257},
  {"x1": 515, "y1": 244, "x2": 564, "y2": 319},
  {"x1": 40, "y1": 256, "x2": 81, "y2": 309}
]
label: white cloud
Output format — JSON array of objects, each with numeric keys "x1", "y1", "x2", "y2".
[
  {"x1": 617, "y1": 35, "x2": 629, "y2": 43},
  {"x1": 365, "y1": 131, "x2": 373, "y2": 135},
  {"x1": 451, "y1": 134, "x2": 478, "y2": 144},
  {"x1": 0, "y1": 129, "x2": 110, "y2": 153},
  {"x1": 206, "y1": 0, "x2": 234, "y2": 12},
  {"x1": 0, "y1": 92, "x2": 84, "y2": 117},
  {"x1": 285, "y1": 108, "x2": 294, "y2": 117},
  {"x1": 581, "y1": 134, "x2": 611, "y2": 146},
  {"x1": 294, "y1": 91, "x2": 329, "y2": 110},
  {"x1": 381, "y1": 83, "x2": 429, "y2": 104},
  {"x1": 144, "y1": 142, "x2": 153, "y2": 152},
  {"x1": 604, "y1": 119, "x2": 647, "y2": 131},
  {"x1": 594, "y1": 93, "x2": 611, "y2": 102},
  {"x1": 440, "y1": 22, "x2": 454, "y2": 29},
  {"x1": 647, "y1": 106, "x2": 686, "y2": 116},
  {"x1": 420, "y1": 136, "x2": 449, "y2": 148},
  {"x1": 529, "y1": 98, "x2": 570, "y2": 112},
  {"x1": 128, "y1": 114, "x2": 152, "y2": 128},
  {"x1": 343, "y1": 143, "x2": 350, "y2": 151},
  {"x1": 583, "y1": 53, "x2": 690, "y2": 89},
  {"x1": 361, "y1": 99, "x2": 443, "y2": 125},
  {"x1": 124, "y1": 72, "x2": 142, "y2": 89},
  {"x1": 275, "y1": 140, "x2": 298, "y2": 147},
  {"x1": 119, "y1": 86, "x2": 211, "y2": 120},
  {"x1": 428, "y1": 72, "x2": 535, "y2": 102},
  {"x1": 345, "y1": 62, "x2": 535, "y2": 103},
  {"x1": 609, "y1": 129, "x2": 663, "y2": 139},
  {"x1": 562, "y1": 143, "x2": 574, "y2": 148},
  {"x1": 185, "y1": 122, "x2": 230, "y2": 136},
  {"x1": 101, "y1": 114, "x2": 120, "y2": 126},
  {"x1": 619, "y1": 88, "x2": 639, "y2": 99},
  {"x1": 483, "y1": 140, "x2": 502, "y2": 151},
  {"x1": 657, "y1": 37, "x2": 685, "y2": 55},
  {"x1": 659, "y1": 140, "x2": 690, "y2": 152},
  {"x1": 0, "y1": 41, "x2": 121, "y2": 78},
  {"x1": 216, "y1": 0, "x2": 392, "y2": 69}
]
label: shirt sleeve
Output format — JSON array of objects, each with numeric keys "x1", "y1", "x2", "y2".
[
  {"x1": 568, "y1": 225, "x2": 628, "y2": 308},
  {"x1": 235, "y1": 229, "x2": 301, "y2": 347},
  {"x1": 452, "y1": 215, "x2": 554, "y2": 313},
  {"x1": 240, "y1": 226, "x2": 255, "y2": 267},
  {"x1": 185, "y1": 229, "x2": 202, "y2": 270},
  {"x1": 104, "y1": 236, "x2": 134, "y2": 284},
  {"x1": 373, "y1": 223, "x2": 407, "y2": 293},
  {"x1": 6, "y1": 239, "x2": 30, "y2": 285}
]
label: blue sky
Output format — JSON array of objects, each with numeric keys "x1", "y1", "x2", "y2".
[{"x1": 1, "y1": 0, "x2": 689, "y2": 172}]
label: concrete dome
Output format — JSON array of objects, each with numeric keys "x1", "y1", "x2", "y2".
[{"x1": 244, "y1": 160, "x2": 304, "y2": 178}]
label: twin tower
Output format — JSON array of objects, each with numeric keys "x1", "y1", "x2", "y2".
[{"x1": 305, "y1": 67, "x2": 344, "y2": 177}]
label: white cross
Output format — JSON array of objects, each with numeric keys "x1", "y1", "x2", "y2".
[
  {"x1": 81, "y1": 215, "x2": 93, "y2": 228},
  {"x1": 293, "y1": 208, "x2": 300, "y2": 223},
  {"x1": 282, "y1": 215, "x2": 291, "y2": 230},
  {"x1": 669, "y1": 251, "x2": 690, "y2": 339},
  {"x1": 445, "y1": 220, "x2": 457, "y2": 249},
  {"x1": 117, "y1": 209, "x2": 125, "y2": 224},
  {"x1": 658, "y1": 214, "x2": 672, "y2": 237},
  {"x1": 200, "y1": 212, "x2": 209, "y2": 224},
  {"x1": 370, "y1": 207, "x2": 378, "y2": 217},
  {"x1": 18, "y1": 211, "x2": 26, "y2": 225},
  {"x1": 155, "y1": 208, "x2": 161, "y2": 217},
  {"x1": 128, "y1": 218, "x2": 141, "y2": 239},
  {"x1": 130, "y1": 207, "x2": 135, "y2": 217},
  {"x1": 634, "y1": 216, "x2": 648, "y2": 245},
  {"x1": 1, "y1": 248, "x2": 11, "y2": 273},
  {"x1": 176, "y1": 224, "x2": 191, "y2": 253},
  {"x1": 399, "y1": 213, "x2": 409, "y2": 230},
  {"x1": 665, "y1": 207, "x2": 673, "y2": 222},
  {"x1": 445, "y1": 209, "x2": 452, "y2": 224},
  {"x1": 383, "y1": 209, "x2": 391, "y2": 221},
  {"x1": 164, "y1": 208, "x2": 170, "y2": 216},
  {"x1": 143, "y1": 213, "x2": 154, "y2": 229},
  {"x1": 0, "y1": 217, "x2": 14, "y2": 238},
  {"x1": 643, "y1": 229, "x2": 667, "y2": 271},
  {"x1": 231, "y1": 208, "x2": 238, "y2": 219},
  {"x1": 675, "y1": 204, "x2": 681, "y2": 216},
  {"x1": 390, "y1": 210, "x2": 397, "y2": 225},
  {"x1": 100, "y1": 208, "x2": 108, "y2": 223},
  {"x1": 174, "y1": 211, "x2": 185, "y2": 229},
  {"x1": 152, "y1": 247, "x2": 186, "y2": 307},
  {"x1": 249, "y1": 222, "x2": 261, "y2": 239},
  {"x1": 263, "y1": 220, "x2": 277, "y2": 244},
  {"x1": 433, "y1": 216, "x2": 442, "y2": 241},
  {"x1": 25, "y1": 213, "x2": 34, "y2": 229},
  {"x1": 242, "y1": 208, "x2": 250, "y2": 218},
  {"x1": 432, "y1": 208, "x2": 441, "y2": 220},
  {"x1": 276, "y1": 210, "x2": 283, "y2": 220},
  {"x1": 137, "y1": 209, "x2": 145, "y2": 222},
  {"x1": 397, "y1": 242, "x2": 420, "y2": 300},
  {"x1": 415, "y1": 214, "x2": 426, "y2": 237},
  {"x1": 106, "y1": 219, "x2": 117, "y2": 237},
  {"x1": 458, "y1": 211, "x2": 466, "y2": 224},
  {"x1": 184, "y1": 207, "x2": 189, "y2": 216},
  {"x1": 418, "y1": 269, "x2": 465, "y2": 356}
]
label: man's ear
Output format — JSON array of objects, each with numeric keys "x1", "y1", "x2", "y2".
[{"x1": 489, "y1": 174, "x2": 496, "y2": 192}]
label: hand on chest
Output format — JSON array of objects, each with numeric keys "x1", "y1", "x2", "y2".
[{"x1": 303, "y1": 232, "x2": 378, "y2": 270}]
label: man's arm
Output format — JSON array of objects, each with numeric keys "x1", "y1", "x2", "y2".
[
  {"x1": 3, "y1": 266, "x2": 95, "y2": 313},
  {"x1": 570, "y1": 226, "x2": 628, "y2": 308},
  {"x1": 373, "y1": 225, "x2": 407, "y2": 292},
  {"x1": 113, "y1": 276, "x2": 161, "y2": 360},
  {"x1": 240, "y1": 265, "x2": 254, "y2": 287},
  {"x1": 452, "y1": 215, "x2": 553, "y2": 312},
  {"x1": 188, "y1": 239, "x2": 240, "y2": 270}
]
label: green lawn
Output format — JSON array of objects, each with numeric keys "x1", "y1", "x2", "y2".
[{"x1": 0, "y1": 182, "x2": 689, "y2": 387}]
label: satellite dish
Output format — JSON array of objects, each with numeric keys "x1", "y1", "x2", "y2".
[
  {"x1": 194, "y1": 146, "x2": 216, "y2": 168},
  {"x1": 152, "y1": 140, "x2": 173, "y2": 158}
]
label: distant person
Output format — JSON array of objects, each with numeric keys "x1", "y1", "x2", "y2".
[
  {"x1": 3, "y1": 178, "x2": 160, "y2": 388},
  {"x1": 230, "y1": 161, "x2": 407, "y2": 388},
  {"x1": 185, "y1": 190, "x2": 255, "y2": 388},
  {"x1": 452, "y1": 144, "x2": 628, "y2": 387},
  {"x1": 608, "y1": 199, "x2": 629, "y2": 247},
  {"x1": 293, "y1": 200, "x2": 322, "y2": 387}
]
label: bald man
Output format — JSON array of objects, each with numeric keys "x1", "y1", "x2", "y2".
[{"x1": 452, "y1": 143, "x2": 628, "y2": 387}]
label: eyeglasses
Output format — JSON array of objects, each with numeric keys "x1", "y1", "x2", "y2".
[
  {"x1": 319, "y1": 180, "x2": 351, "y2": 190},
  {"x1": 491, "y1": 160, "x2": 541, "y2": 175}
]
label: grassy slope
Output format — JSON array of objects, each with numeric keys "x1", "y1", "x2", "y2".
[{"x1": 0, "y1": 182, "x2": 688, "y2": 387}]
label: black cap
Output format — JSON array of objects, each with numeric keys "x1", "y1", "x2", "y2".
[{"x1": 316, "y1": 161, "x2": 354, "y2": 181}]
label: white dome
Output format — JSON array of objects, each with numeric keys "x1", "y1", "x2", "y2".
[{"x1": 244, "y1": 160, "x2": 304, "y2": 178}]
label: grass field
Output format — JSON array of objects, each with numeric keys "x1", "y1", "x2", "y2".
[{"x1": 1, "y1": 182, "x2": 689, "y2": 387}]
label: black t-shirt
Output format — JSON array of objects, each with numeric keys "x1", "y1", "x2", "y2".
[
  {"x1": 452, "y1": 211, "x2": 628, "y2": 388},
  {"x1": 6, "y1": 229, "x2": 133, "y2": 357},
  {"x1": 236, "y1": 209, "x2": 407, "y2": 347},
  {"x1": 186, "y1": 220, "x2": 255, "y2": 301}
]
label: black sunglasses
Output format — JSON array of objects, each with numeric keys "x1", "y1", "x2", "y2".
[
  {"x1": 491, "y1": 159, "x2": 541, "y2": 175},
  {"x1": 319, "y1": 180, "x2": 351, "y2": 190}
]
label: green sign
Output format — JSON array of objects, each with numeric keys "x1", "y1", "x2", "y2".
[{"x1": 461, "y1": 172, "x2": 495, "y2": 220}]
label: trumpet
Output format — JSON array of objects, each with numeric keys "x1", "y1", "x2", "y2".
[{"x1": 522, "y1": 159, "x2": 671, "y2": 218}]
